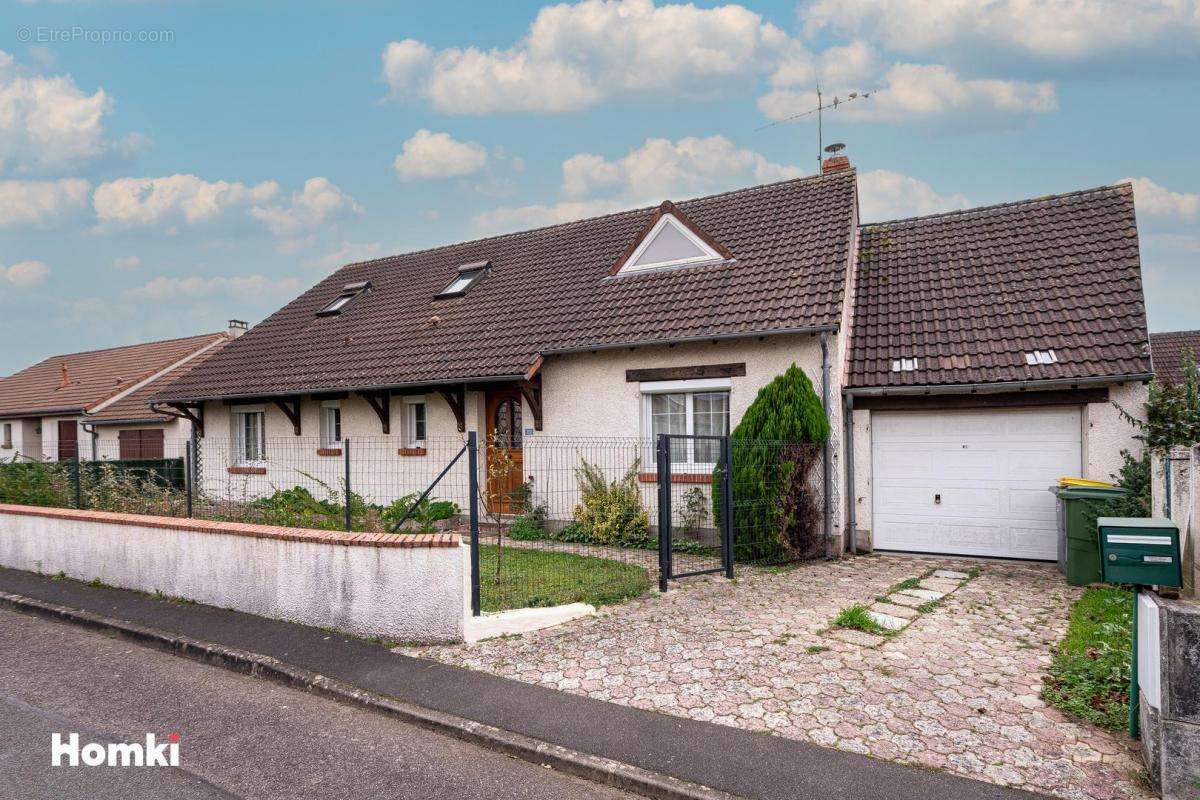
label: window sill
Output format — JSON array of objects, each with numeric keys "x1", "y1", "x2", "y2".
[
  {"x1": 637, "y1": 472, "x2": 712, "y2": 484},
  {"x1": 227, "y1": 466, "x2": 267, "y2": 475},
  {"x1": 0, "y1": 445, "x2": 11, "y2": 450},
  {"x1": 398, "y1": 447, "x2": 427, "y2": 457},
  {"x1": 316, "y1": 448, "x2": 342, "y2": 457}
]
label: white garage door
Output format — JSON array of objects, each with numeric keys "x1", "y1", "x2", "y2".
[{"x1": 871, "y1": 407, "x2": 1081, "y2": 560}]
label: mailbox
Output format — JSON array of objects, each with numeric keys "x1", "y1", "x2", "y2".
[{"x1": 1097, "y1": 517, "x2": 1182, "y2": 588}]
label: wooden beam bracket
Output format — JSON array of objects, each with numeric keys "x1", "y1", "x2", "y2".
[
  {"x1": 437, "y1": 385, "x2": 466, "y2": 433},
  {"x1": 272, "y1": 398, "x2": 302, "y2": 436},
  {"x1": 518, "y1": 380, "x2": 543, "y2": 431},
  {"x1": 357, "y1": 391, "x2": 391, "y2": 434},
  {"x1": 152, "y1": 402, "x2": 205, "y2": 438}
]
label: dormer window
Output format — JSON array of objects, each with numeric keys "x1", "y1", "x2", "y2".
[
  {"x1": 1025, "y1": 349, "x2": 1058, "y2": 365},
  {"x1": 437, "y1": 260, "x2": 490, "y2": 298},
  {"x1": 317, "y1": 281, "x2": 371, "y2": 317},
  {"x1": 611, "y1": 200, "x2": 731, "y2": 277}
]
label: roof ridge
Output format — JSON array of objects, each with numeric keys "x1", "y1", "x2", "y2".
[
  {"x1": 332, "y1": 168, "x2": 856, "y2": 275},
  {"x1": 860, "y1": 182, "x2": 1132, "y2": 229},
  {"x1": 1151, "y1": 329, "x2": 1200, "y2": 337},
  {"x1": 22, "y1": 331, "x2": 227, "y2": 366}
]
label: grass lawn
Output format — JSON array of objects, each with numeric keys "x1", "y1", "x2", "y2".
[
  {"x1": 1043, "y1": 587, "x2": 1133, "y2": 731},
  {"x1": 478, "y1": 545, "x2": 651, "y2": 613}
]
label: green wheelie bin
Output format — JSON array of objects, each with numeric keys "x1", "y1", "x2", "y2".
[{"x1": 1052, "y1": 486, "x2": 1130, "y2": 586}]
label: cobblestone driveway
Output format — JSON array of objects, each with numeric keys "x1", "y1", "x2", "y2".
[{"x1": 412, "y1": 555, "x2": 1152, "y2": 800}]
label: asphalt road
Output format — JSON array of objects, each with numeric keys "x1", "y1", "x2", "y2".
[{"x1": 0, "y1": 608, "x2": 640, "y2": 800}]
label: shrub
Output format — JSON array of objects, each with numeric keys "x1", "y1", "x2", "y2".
[
  {"x1": 1081, "y1": 449, "x2": 1151, "y2": 532},
  {"x1": 508, "y1": 515, "x2": 548, "y2": 541},
  {"x1": 715, "y1": 363, "x2": 829, "y2": 563},
  {"x1": 382, "y1": 492, "x2": 459, "y2": 533},
  {"x1": 572, "y1": 458, "x2": 652, "y2": 547},
  {"x1": 0, "y1": 460, "x2": 72, "y2": 507}
]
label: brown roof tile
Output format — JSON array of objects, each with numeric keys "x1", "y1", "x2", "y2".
[
  {"x1": 847, "y1": 184, "x2": 1153, "y2": 389},
  {"x1": 87, "y1": 337, "x2": 232, "y2": 424},
  {"x1": 157, "y1": 171, "x2": 857, "y2": 401},
  {"x1": 0, "y1": 333, "x2": 229, "y2": 419},
  {"x1": 1150, "y1": 329, "x2": 1200, "y2": 386}
]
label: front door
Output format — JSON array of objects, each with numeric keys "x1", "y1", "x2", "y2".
[
  {"x1": 57, "y1": 420, "x2": 78, "y2": 461},
  {"x1": 485, "y1": 389, "x2": 524, "y2": 515}
]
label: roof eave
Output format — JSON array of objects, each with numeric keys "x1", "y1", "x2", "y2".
[
  {"x1": 844, "y1": 372, "x2": 1154, "y2": 398},
  {"x1": 541, "y1": 324, "x2": 841, "y2": 357},
  {"x1": 152, "y1": 373, "x2": 529, "y2": 405},
  {"x1": 0, "y1": 406, "x2": 87, "y2": 420}
]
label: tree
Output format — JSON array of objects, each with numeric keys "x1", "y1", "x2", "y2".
[
  {"x1": 714, "y1": 363, "x2": 830, "y2": 562},
  {"x1": 1118, "y1": 347, "x2": 1200, "y2": 453}
]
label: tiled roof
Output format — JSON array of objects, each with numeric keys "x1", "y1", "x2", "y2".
[
  {"x1": 847, "y1": 184, "x2": 1152, "y2": 389},
  {"x1": 156, "y1": 170, "x2": 857, "y2": 401},
  {"x1": 1150, "y1": 329, "x2": 1200, "y2": 386},
  {"x1": 0, "y1": 333, "x2": 229, "y2": 419},
  {"x1": 87, "y1": 337, "x2": 232, "y2": 424}
]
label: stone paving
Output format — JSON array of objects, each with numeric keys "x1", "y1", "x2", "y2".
[{"x1": 410, "y1": 554, "x2": 1153, "y2": 800}]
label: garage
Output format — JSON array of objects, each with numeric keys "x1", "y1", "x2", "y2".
[{"x1": 871, "y1": 406, "x2": 1082, "y2": 560}]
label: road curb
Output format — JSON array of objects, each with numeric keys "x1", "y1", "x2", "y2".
[{"x1": 0, "y1": 589, "x2": 743, "y2": 800}]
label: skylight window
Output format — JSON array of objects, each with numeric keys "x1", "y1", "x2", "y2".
[
  {"x1": 437, "y1": 260, "x2": 490, "y2": 298},
  {"x1": 317, "y1": 281, "x2": 371, "y2": 317},
  {"x1": 891, "y1": 357, "x2": 919, "y2": 372},
  {"x1": 1025, "y1": 350, "x2": 1058, "y2": 365}
]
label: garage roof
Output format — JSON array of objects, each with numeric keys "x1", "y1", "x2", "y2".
[{"x1": 847, "y1": 183, "x2": 1153, "y2": 389}]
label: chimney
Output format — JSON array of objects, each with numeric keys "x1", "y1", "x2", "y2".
[
  {"x1": 228, "y1": 319, "x2": 248, "y2": 339},
  {"x1": 822, "y1": 155, "x2": 850, "y2": 174},
  {"x1": 58, "y1": 363, "x2": 72, "y2": 389}
]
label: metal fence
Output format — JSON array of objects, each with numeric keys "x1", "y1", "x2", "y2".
[{"x1": 0, "y1": 432, "x2": 829, "y2": 615}]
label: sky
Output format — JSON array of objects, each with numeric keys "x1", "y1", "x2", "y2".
[{"x1": 1, "y1": 0, "x2": 1198, "y2": 376}]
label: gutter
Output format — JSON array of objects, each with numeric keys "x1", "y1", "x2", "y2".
[
  {"x1": 0, "y1": 407, "x2": 86, "y2": 421},
  {"x1": 843, "y1": 372, "x2": 1154, "y2": 398},
  {"x1": 819, "y1": 332, "x2": 833, "y2": 558},
  {"x1": 843, "y1": 393, "x2": 856, "y2": 555},
  {"x1": 540, "y1": 325, "x2": 840, "y2": 357},
  {"x1": 79, "y1": 422, "x2": 98, "y2": 461},
  {"x1": 154, "y1": 374, "x2": 528, "y2": 406}
]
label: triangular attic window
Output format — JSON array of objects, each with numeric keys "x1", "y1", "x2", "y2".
[{"x1": 613, "y1": 202, "x2": 729, "y2": 276}]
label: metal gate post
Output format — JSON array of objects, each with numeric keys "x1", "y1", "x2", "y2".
[
  {"x1": 343, "y1": 438, "x2": 353, "y2": 531},
  {"x1": 468, "y1": 431, "x2": 482, "y2": 617},
  {"x1": 185, "y1": 439, "x2": 195, "y2": 518},
  {"x1": 721, "y1": 435, "x2": 734, "y2": 579},
  {"x1": 656, "y1": 434, "x2": 671, "y2": 592}
]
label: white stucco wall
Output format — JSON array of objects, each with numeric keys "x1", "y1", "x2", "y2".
[
  {"x1": 0, "y1": 418, "x2": 41, "y2": 463},
  {"x1": 0, "y1": 506, "x2": 468, "y2": 642},
  {"x1": 848, "y1": 382, "x2": 1150, "y2": 546},
  {"x1": 90, "y1": 418, "x2": 190, "y2": 460}
]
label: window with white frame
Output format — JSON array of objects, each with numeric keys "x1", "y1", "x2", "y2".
[
  {"x1": 319, "y1": 403, "x2": 342, "y2": 448},
  {"x1": 232, "y1": 410, "x2": 265, "y2": 462},
  {"x1": 641, "y1": 379, "x2": 730, "y2": 467},
  {"x1": 404, "y1": 396, "x2": 427, "y2": 447}
]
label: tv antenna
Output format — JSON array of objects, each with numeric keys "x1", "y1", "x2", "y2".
[{"x1": 756, "y1": 86, "x2": 871, "y2": 172}]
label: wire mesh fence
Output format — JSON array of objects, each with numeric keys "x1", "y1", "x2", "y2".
[{"x1": 0, "y1": 432, "x2": 830, "y2": 614}]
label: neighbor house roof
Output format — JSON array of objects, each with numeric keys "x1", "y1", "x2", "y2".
[
  {"x1": 847, "y1": 183, "x2": 1153, "y2": 390},
  {"x1": 0, "y1": 333, "x2": 230, "y2": 420},
  {"x1": 1150, "y1": 329, "x2": 1200, "y2": 386},
  {"x1": 155, "y1": 169, "x2": 858, "y2": 402},
  {"x1": 86, "y1": 337, "x2": 233, "y2": 425}
]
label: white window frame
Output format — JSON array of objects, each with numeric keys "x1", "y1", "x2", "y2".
[
  {"x1": 403, "y1": 396, "x2": 427, "y2": 448},
  {"x1": 319, "y1": 401, "x2": 342, "y2": 448},
  {"x1": 231, "y1": 406, "x2": 266, "y2": 464},
  {"x1": 618, "y1": 214, "x2": 724, "y2": 275},
  {"x1": 640, "y1": 378, "x2": 731, "y2": 470}
]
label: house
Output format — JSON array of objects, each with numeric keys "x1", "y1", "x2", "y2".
[
  {"x1": 152, "y1": 160, "x2": 1153, "y2": 560},
  {"x1": 1150, "y1": 329, "x2": 1200, "y2": 386},
  {"x1": 0, "y1": 326, "x2": 240, "y2": 463}
]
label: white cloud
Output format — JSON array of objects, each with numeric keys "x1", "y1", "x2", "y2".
[
  {"x1": 1, "y1": 260, "x2": 50, "y2": 287},
  {"x1": 563, "y1": 135, "x2": 804, "y2": 200},
  {"x1": 0, "y1": 51, "x2": 142, "y2": 175},
  {"x1": 802, "y1": 0, "x2": 1200, "y2": 63},
  {"x1": 112, "y1": 255, "x2": 141, "y2": 270},
  {"x1": 858, "y1": 169, "x2": 970, "y2": 221},
  {"x1": 1122, "y1": 176, "x2": 1199, "y2": 219},
  {"x1": 249, "y1": 177, "x2": 363, "y2": 235},
  {"x1": 93, "y1": 174, "x2": 279, "y2": 230},
  {"x1": 125, "y1": 274, "x2": 301, "y2": 301},
  {"x1": 0, "y1": 178, "x2": 89, "y2": 229},
  {"x1": 759, "y1": 62, "x2": 1056, "y2": 126},
  {"x1": 381, "y1": 0, "x2": 793, "y2": 114},
  {"x1": 393, "y1": 130, "x2": 488, "y2": 182}
]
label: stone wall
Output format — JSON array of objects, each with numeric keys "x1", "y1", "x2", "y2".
[{"x1": 1139, "y1": 592, "x2": 1200, "y2": 799}]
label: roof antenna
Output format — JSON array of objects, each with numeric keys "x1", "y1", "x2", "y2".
[{"x1": 755, "y1": 87, "x2": 872, "y2": 173}]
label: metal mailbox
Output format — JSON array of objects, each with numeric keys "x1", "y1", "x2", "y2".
[{"x1": 1097, "y1": 517, "x2": 1182, "y2": 588}]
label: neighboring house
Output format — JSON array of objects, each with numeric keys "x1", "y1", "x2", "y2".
[
  {"x1": 1150, "y1": 329, "x2": 1200, "y2": 386},
  {"x1": 152, "y1": 160, "x2": 1153, "y2": 559},
  {"x1": 0, "y1": 326, "x2": 241, "y2": 463}
]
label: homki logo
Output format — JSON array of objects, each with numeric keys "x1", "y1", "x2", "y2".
[{"x1": 51, "y1": 732, "x2": 181, "y2": 767}]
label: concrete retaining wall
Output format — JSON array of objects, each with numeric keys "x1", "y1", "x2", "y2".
[
  {"x1": 0, "y1": 504, "x2": 468, "y2": 643},
  {"x1": 1139, "y1": 591, "x2": 1200, "y2": 799}
]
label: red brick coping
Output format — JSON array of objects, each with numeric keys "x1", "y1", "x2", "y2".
[
  {"x1": 315, "y1": 448, "x2": 342, "y2": 457},
  {"x1": 397, "y1": 447, "x2": 427, "y2": 456},
  {"x1": 0, "y1": 504, "x2": 461, "y2": 549},
  {"x1": 227, "y1": 466, "x2": 267, "y2": 475},
  {"x1": 637, "y1": 472, "x2": 711, "y2": 484}
]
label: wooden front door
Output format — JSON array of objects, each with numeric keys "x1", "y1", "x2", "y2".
[
  {"x1": 485, "y1": 389, "x2": 524, "y2": 515},
  {"x1": 57, "y1": 420, "x2": 78, "y2": 461}
]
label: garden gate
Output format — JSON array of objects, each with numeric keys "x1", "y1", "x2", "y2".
[{"x1": 656, "y1": 433, "x2": 734, "y2": 591}]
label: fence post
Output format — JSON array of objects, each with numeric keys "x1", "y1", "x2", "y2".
[
  {"x1": 73, "y1": 449, "x2": 82, "y2": 509},
  {"x1": 657, "y1": 434, "x2": 671, "y2": 592},
  {"x1": 343, "y1": 438, "x2": 352, "y2": 532},
  {"x1": 185, "y1": 439, "x2": 195, "y2": 518},
  {"x1": 468, "y1": 431, "x2": 481, "y2": 617},
  {"x1": 721, "y1": 435, "x2": 734, "y2": 580}
]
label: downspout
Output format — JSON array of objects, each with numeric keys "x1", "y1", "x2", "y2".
[
  {"x1": 843, "y1": 393, "x2": 856, "y2": 555},
  {"x1": 80, "y1": 422, "x2": 98, "y2": 461},
  {"x1": 821, "y1": 332, "x2": 833, "y2": 558}
]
